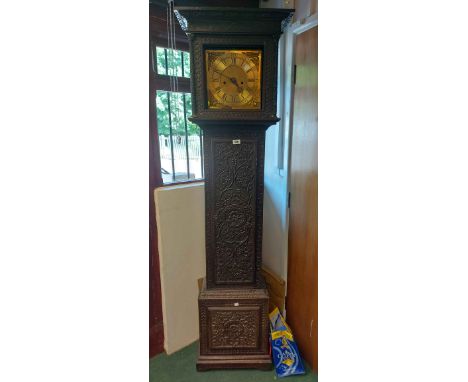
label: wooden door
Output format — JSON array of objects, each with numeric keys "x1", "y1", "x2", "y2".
[{"x1": 286, "y1": 26, "x2": 318, "y2": 371}]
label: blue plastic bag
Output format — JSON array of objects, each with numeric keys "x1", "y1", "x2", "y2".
[{"x1": 269, "y1": 307, "x2": 306, "y2": 378}]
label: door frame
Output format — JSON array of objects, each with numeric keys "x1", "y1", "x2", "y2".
[
  {"x1": 279, "y1": 13, "x2": 318, "y2": 292},
  {"x1": 282, "y1": 14, "x2": 318, "y2": 371}
]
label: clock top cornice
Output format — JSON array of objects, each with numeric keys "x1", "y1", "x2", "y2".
[{"x1": 174, "y1": 6, "x2": 293, "y2": 35}]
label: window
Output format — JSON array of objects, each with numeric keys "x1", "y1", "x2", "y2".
[
  {"x1": 154, "y1": 47, "x2": 190, "y2": 78},
  {"x1": 152, "y1": 46, "x2": 203, "y2": 184},
  {"x1": 156, "y1": 90, "x2": 203, "y2": 183}
]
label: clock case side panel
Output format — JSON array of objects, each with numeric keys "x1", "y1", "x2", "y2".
[{"x1": 203, "y1": 125, "x2": 266, "y2": 289}]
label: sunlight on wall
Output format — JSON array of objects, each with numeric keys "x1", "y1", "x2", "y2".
[{"x1": 155, "y1": 183, "x2": 205, "y2": 354}]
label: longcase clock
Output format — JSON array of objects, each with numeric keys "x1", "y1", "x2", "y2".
[{"x1": 174, "y1": 4, "x2": 293, "y2": 371}]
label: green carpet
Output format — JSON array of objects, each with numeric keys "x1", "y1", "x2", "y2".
[{"x1": 150, "y1": 341, "x2": 317, "y2": 382}]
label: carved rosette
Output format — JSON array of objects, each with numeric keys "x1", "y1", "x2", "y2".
[
  {"x1": 209, "y1": 308, "x2": 259, "y2": 349},
  {"x1": 198, "y1": 284, "x2": 269, "y2": 356}
]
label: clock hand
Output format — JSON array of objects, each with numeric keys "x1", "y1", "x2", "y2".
[
  {"x1": 214, "y1": 70, "x2": 231, "y2": 82},
  {"x1": 214, "y1": 71, "x2": 243, "y2": 92},
  {"x1": 229, "y1": 77, "x2": 243, "y2": 93}
]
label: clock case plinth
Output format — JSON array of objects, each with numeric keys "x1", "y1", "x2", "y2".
[
  {"x1": 197, "y1": 278, "x2": 271, "y2": 372},
  {"x1": 174, "y1": 5, "x2": 293, "y2": 371}
]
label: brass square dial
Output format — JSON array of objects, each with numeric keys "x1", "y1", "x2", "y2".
[{"x1": 205, "y1": 49, "x2": 262, "y2": 110}]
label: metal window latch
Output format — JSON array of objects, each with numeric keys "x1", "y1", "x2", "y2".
[{"x1": 232, "y1": 139, "x2": 241, "y2": 145}]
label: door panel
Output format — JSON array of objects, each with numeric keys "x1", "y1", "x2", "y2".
[{"x1": 286, "y1": 26, "x2": 318, "y2": 371}]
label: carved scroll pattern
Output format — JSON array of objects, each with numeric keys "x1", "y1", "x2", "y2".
[
  {"x1": 199, "y1": 298, "x2": 269, "y2": 355},
  {"x1": 209, "y1": 309, "x2": 259, "y2": 349},
  {"x1": 213, "y1": 139, "x2": 257, "y2": 284}
]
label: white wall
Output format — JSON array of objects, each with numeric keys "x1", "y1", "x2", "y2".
[
  {"x1": 262, "y1": 81, "x2": 290, "y2": 281},
  {"x1": 261, "y1": 29, "x2": 293, "y2": 282},
  {"x1": 261, "y1": 0, "x2": 318, "y2": 283},
  {"x1": 154, "y1": 182, "x2": 205, "y2": 354}
]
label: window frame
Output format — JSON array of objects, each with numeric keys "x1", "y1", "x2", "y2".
[{"x1": 150, "y1": 4, "x2": 204, "y2": 187}]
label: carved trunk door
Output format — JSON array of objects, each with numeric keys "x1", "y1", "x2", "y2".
[{"x1": 204, "y1": 127, "x2": 265, "y2": 288}]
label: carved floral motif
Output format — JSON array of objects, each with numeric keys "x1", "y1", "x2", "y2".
[
  {"x1": 213, "y1": 140, "x2": 256, "y2": 283},
  {"x1": 203, "y1": 128, "x2": 266, "y2": 288},
  {"x1": 209, "y1": 309, "x2": 259, "y2": 348},
  {"x1": 199, "y1": 294, "x2": 270, "y2": 355}
]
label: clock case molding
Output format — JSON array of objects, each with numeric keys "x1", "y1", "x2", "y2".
[{"x1": 174, "y1": 5, "x2": 293, "y2": 371}]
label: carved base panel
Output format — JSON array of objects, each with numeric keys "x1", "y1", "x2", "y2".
[{"x1": 197, "y1": 279, "x2": 272, "y2": 371}]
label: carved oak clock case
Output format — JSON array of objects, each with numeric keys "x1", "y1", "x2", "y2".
[{"x1": 174, "y1": 5, "x2": 293, "y2": 371}]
